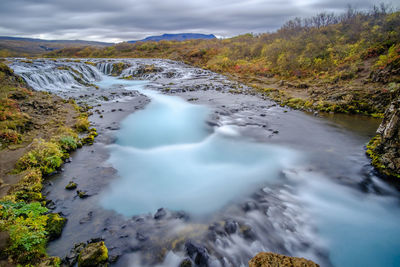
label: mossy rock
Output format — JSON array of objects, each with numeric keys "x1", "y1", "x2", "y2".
[
  {"x1": 16, "y1": 249, "x2": 47, "y2": 265},
  {"x1": 38, "y1": 256, "x2": 62, "y2": 267},
  {"x1": 77, "y1": 190, "x2": 88, "y2": 198},
  {"x1": 81, "y1": 130, "x2": 97, "y2": 145},
  {"x1": 46, "y1": 213, "x2": 67, "y2": 241},
  {"x1": 65, "y1": 181, "x2": 77, "y2": 190},
  {"x1": 249, "y1": 252, "x2": 319, "y2": 267},
  {"x1": 179, "y1": 258, "x2": 193, "y2": 267},
  {"x1": 78, "y1": 241, "x2": 108, "y2": 267}
]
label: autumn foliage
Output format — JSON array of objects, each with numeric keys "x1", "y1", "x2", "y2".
[{"x1": 46, "y1": 7, "x2": 400, "y2": 83}]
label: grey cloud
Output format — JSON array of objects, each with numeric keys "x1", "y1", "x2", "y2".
[{"x1": 0, "y1": 0, "x2": 397, "y2": 42}]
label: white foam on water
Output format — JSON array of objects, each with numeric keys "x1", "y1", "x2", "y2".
[{"x1": 96, "y1": 76, "x2": 299, "y2": 216}]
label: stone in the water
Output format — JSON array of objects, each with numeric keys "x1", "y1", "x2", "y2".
[
  {"x1": 37, "y1": 256, "x2": 62, "y2": 267},
  {"x1": 241, "y1": 224, "x2": 256, "y2": 240},
  {"x1": 248, "y1": 252, "x2": 319, "y2": 267},
  {"x1": 136, "y1": 232, "x2": 148, "y2": 242},
  {"x1": 46, "y1": 213, "x2": 67, "y2": 241},
  {"x1": 243, "y1": 201, "x2": 257, "y2": 211},
  {"x1": 185, "y1": 240, "x2": 209, "y2": 266},
  {"x1": 179, "y1": 258, "x2": 193, "y2": 267},
  {"x1": 224, "y1": 220, "x2": 237, "y2": 234},
  {"x1": 65, "y1": 242, "x2": 86, "y2": 266},
  {"x1": 154, "y1": 208, "x2": 167, "y2": 220},
  {"x1": 78, "y1": 241, "x2": 108, "y2": 267},
  {"x1": 65, "y1": 181, "x2": 77, "y2": 190},
  {"x1": 77, "y1": 190, "x2": 88, "y2": 198}
]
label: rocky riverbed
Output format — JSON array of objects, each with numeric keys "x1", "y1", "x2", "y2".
[{"x1": 8, "y1": 58, "x2": 400, "y2": 267}]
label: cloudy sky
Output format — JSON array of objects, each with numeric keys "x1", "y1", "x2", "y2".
[{"x1": 0, "y1": 0, "x2": 397, "y2": 43}]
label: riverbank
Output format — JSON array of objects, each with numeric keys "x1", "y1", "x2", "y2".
[{"x1": 0, "y1": 62, "x2": 98, "y2": 265}]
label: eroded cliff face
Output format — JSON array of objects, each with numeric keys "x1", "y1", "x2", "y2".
[{"x1": 367, "y1": 98, "x2": 400, "y2": 178}]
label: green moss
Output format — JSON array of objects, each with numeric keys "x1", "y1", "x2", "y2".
[
  {"x1": 371, "y1": 113, "x2": 384, "y2": 118},
  {"x1": 45, "y1": 213, "x2": 66, "y2": 241},
  {"x1": 84, "y1": 61, "x2": 97, "y2": 66},
  {"x1": 111, "y1": 62, "x2": 130, "y2": 76},
  {"x1": 286, "y1": 98, "x2": 305, "y2": 109},
  {"x1": 5, "y1": 169, "x2": 43, "y2": 202},
  {"x1": 65, "y1": 181, "x2": 77, "y2": 190},
  {"x1": 77, "y1": 190, "x2": 88, "y2": 198},
  {"x1": 38, "y1": 256, "x2": 62, "y2": 267},
  {"x1": 78, "y1": 241, "x2": 108, "y2": 267},
  {"x1": 81, "y1": 128, "x2": 98, "y2": 145},
  {"x1": 366, "y1": 135, "x2": 400, "y2": 179},
  {"x1": 120, "y1": 75, "x2": 134, "y2": 80},
  {"x1": 16, "y1": 139, "x2": 63, "y2": 175}
]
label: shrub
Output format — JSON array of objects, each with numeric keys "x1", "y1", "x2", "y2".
[
  {"x1": 0, "y1": 128, "x2": 21, "y2": 145},
  {"x1": 75, "y1": 117, "x2": 90, "y2": 132},
  {"x1": 17, "y1": 139, "x2": 63, "y2": 175},
  {"x1": 0, "y1": 201, "x2": 48, "y2": 263},
  {"x1": 6, "y1": 168, "x2": 43, "y2": 202},
  {"x1": 58, "y1": 136, "x2": 78, "y2": 152}
]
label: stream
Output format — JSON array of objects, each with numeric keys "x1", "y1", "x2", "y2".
[{"x1": 9, "y1": 58, "x2": 400, "y2": 267}]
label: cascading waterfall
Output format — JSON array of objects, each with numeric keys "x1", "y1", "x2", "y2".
[
  {"x1": 97, "y1": 61, "x2": 115, "y2": 75},
  {"x1": 11, "y1": 60, "x2": 103, "y2": 92}
]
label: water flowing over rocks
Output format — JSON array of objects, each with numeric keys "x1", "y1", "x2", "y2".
[{"x1": 7, "y1": 58, "x2": 400, "y2": 267}]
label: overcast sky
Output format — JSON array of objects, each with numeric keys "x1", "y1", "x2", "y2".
[{"x1": 0, "y1": 0, "x2": 397, "y2": 43}]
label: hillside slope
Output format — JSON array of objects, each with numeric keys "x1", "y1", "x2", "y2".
[
  {"x1": 46, "y1": 9, "x2": 400, "y2": 118},
  {"x1": 0, "y1": 36, "x2": 112, "y2": 57},
  {"x1": 128, "y1": 33, "x2": 216, "y2": 43}
]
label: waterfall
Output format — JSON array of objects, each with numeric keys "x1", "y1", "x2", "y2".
[{"x1": 10, "y1": 60, "x2": 103, "y2": 92}]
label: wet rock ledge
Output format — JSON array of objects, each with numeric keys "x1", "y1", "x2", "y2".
[
  {"x1": 249, "y1": 252, "x2": 319, "y2": 267},
  {"x1": 367, "y1": 97, "x2": 400, "y2": 179}
]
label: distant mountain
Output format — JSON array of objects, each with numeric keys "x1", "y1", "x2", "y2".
[
  {"x1": 0, "y1": 36, "x2": 113, "y2": 56},
  {"x1": 128, "y1": 33, "x2": 216, "y2": 43}
]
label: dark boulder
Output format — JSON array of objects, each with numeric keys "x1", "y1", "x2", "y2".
[
  {"x1": 224, "y1": 219, "x2": 238, "y2": 234},
  {"x1": 185, "y1": 240, "x2": 209, "y2": 266},
  {"x1": 154, "y1": 208, "x2": 167, "y2": 220}
]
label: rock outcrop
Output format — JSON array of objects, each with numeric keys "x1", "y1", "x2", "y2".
[
  {"x1": 367, "y1": 97, "x2": 400, "y2": 178},
  {"x1": 77, "y1": 241, "x2": 108, "y2": 267},
  {"x1": 248, "y1": 252, "x2": 319, "y2": 267},
  {"x1": 46, "y1": 213, "x2": 67, "y2": 241}
]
